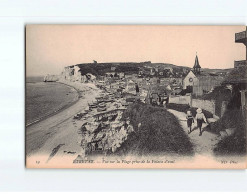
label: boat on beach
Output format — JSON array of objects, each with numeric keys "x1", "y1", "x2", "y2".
[{"x1": 73, "y1": 112, "x2": 88, "y2": 120}]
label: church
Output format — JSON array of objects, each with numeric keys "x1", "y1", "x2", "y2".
[{"x1": 183, "y1": 54, "x2": 224, "y2": 96}]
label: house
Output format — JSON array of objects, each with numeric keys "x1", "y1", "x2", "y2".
[
  {"x1": 124, "y1": 80, "x2": 136, "y2": 94},
  {"x1": 158, "y1": 71, "x2": 164, "y2": 76},
  {"x1": 227, "y1": 27, "x2": 247, "y2": 111},
  {"x1": 105, "y1": 72, "x2": 114, "y2": 77},
  {"x1": 111, "y1": 66, "x2": 116, "y2": 71},
  {"x1": 138, "y1": 69, "x2": 144, "y2": 77},
  {"x1": 183, "y1": 71, "x2": 198, "y2": 90},
  {"x1": 118, "y1": 72, "x2": 125, "y2": 79},
  {"x1": 138, "y1": 67, "x2": 156, "y2": 77},
  {"x1": 183, "y1": 54, "x2": 201, "y2": 89},
  {"x1": 183, "y1": 54, "x2": 224, "y2": 96}
]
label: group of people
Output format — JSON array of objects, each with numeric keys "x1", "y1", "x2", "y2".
[{"x1": 186, "y1": 108, "x2": 208, "y2": 136}]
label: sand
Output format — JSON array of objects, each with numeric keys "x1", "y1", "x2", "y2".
[{"x1": 26, "y1": 81, "x2": 101, "y2": 165}]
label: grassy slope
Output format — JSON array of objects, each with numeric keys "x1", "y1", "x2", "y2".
[
  {"x1": 213, "y1": 109, "x2": 246, "y2": 155},
  {"x1": 115, "y1": 102, "x2": 194, "y2": 156}
]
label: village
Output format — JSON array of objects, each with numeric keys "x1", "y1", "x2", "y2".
[{"x1": 41, "y1": 27, "x2": 247, "y2": 161}]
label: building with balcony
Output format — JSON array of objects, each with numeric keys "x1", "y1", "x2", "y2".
[{"x1": 235, "y1": 27, "x2": 247, "y2": 68}]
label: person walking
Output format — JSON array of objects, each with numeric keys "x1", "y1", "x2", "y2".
[
  {"x1": 186, "y1": 110, "x2": 194, "y2": 134},
  {"x1": 195, "y1": 108, "x2": 208, "y2": 136}
]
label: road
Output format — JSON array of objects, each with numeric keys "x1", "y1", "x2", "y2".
[{"x1": 168, "y1": 109, "x2": 220, "y2": 156}]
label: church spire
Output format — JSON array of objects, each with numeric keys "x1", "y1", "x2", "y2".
[{"x1": 193, "y1": 53, "x2": 201, "y2": 74}]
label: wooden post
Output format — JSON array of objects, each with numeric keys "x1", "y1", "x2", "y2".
[
  {"x1": 190, "y1": 93, "x2": 192, "y2": 107},
  {"x1": 240, "y1": 90, "x2": 247, "y2": 116}
]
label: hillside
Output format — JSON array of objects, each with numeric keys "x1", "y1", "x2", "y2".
[
  {"x1": 201, "y1": 68, "x2": 232, "y2": 76},
  {"x1": 73, "y1": 62, "x2": 190, "y2": 77},
  {"x1": 68, "y1": 61, "x2": 232, "y2": 78},
  {"x1": 114, "y1": 102, "x2": 194, "y2": 156}
]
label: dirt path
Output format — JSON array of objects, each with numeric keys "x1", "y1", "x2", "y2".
[{"x1": 168, "y1": 109, "x2": 220, "y2": 156}]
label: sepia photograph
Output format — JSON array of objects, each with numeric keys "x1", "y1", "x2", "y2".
[{"x1": 25, "y1": 25, "x2": 247, "y2": 168}]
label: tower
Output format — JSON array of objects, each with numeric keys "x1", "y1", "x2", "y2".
[
  {"x1": 235, "y1": 26, "x2": 247, "y2": 68},
  {"x1": 193, "y1": 54, "x2": 201, "y2": 74}
]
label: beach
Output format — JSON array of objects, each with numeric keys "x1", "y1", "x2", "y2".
[
  {"x1": 26, "y1": 77, "x2": 80, "y2": 125},
  {"x1": 26, "y1": 80, "x2": 101, "y2": 165},
  {"x1": 26, "y1": 78, "x2": 247, "y2": 169}
]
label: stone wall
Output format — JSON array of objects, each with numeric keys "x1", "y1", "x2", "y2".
[
  {"x1": 169, "y1": 95, "x2": 191, "y2": 105},
  {"x1": 169, "y1": 95, "x2": 228, "y2": 117},
  {"x1": 169, "y1": 95, "x2": 217, "y2": 116},
  {"x1": 191, "y1": 99, "x2": 216, "y2": 115}
]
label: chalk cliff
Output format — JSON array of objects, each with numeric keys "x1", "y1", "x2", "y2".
[
  {"x1": 60, "y1": 65, "x2": 96, "y2": 83},
  {"x1": 43, "y1": 74, "x2": 59, "y2": 82}
]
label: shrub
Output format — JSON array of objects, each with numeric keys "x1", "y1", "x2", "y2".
[
  {"x1": 213, "y1": 109, "x2": 246, "y2": 155},
  {"x1": 213, "y1": 131, "x2": 246, "y2": 156},
  {"x1": 211, "y1": 109, "x2": 244, "y2": 132},
  {"x1": 115, "y1": 102, "x2": 194, "y2": 156},
  {"x1": 200, "y1": 86, "x2": 231, "y2": 102}
]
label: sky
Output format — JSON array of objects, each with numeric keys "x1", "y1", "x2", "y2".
[{"x1": 26, "y1": 25, "x2": 246, "y2": 76}]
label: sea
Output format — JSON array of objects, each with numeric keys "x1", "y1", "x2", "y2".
[{"x1": 26, "y1": 76, "x2": 78, "y2": 126}]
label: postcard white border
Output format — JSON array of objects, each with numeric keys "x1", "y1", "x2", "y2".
[{"x1": 0, "y1": 0, "x2": 247, "y2": 192}]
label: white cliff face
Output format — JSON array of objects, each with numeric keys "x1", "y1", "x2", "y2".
[
  {"x1": 61, "y1": 66, "x2": 75, "y2": 81},
  {"x1": 66, "y1": 67, "x2": 74, "y2": 78},
  {"x1": 60, "y1": 65, "x2": 96, "y2": 83},
  {"x1": 44, "y1": 74, "x2": 59, "y2": 82},
  {"x1": 73, "y1": 66, "x2": 81, "y2": 81}
]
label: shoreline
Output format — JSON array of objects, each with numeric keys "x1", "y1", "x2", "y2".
[
  {"x1": 26, "y1": 80, "x2": 101, "y2": 157},
  {"x1": 25, "y1": 81, "x2": 80, "y2": 127},
  {"x1": 25, "y1": 80, "x2": 247, "y2": 169}
]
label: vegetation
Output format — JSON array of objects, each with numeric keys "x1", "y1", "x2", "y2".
[
  {"x1": 77, "y1": 63, "x2": 141, "y2": 76},
  {"x1": 75, "y1": 62, "x2": 191, "y2": 78},
  {"x1": 213, "y1": 109, "x2": 246, "y2": 155},
  {"x1": 200, "y1": 86, "x2": 231, "y2": 101},
  {"x1": 223, "y1": 66, "x2": 247, "y2": 84},
  {"x1": 115, "y1": 102, "x2": 194, "y2": 156}
]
